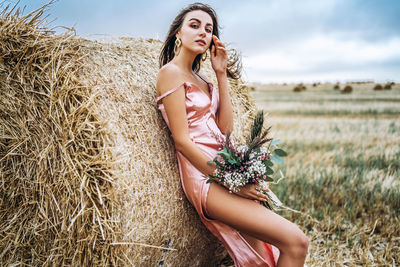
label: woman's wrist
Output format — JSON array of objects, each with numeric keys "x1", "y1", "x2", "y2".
[{"x1": 216, "y1": 70, "x2": 227, "y2": 78}]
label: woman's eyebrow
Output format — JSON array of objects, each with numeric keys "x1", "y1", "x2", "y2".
[{"x1": 188, "y1": 18, "x2": 213, "y2": 27}]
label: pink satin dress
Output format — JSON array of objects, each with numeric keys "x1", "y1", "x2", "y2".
[{"x1": 156, "y1": 73, "x2": 280, "y2": 266}]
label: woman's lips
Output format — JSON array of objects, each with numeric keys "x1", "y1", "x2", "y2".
[{"x1": 196, "y1": 40, "x2": 206, "y2": 46}]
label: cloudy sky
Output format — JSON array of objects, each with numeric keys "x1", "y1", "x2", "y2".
[{"x1": 7, "y1": 0, "x2": 400, "y2": 84}]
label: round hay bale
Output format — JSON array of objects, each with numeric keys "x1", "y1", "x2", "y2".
[
  {"x1": 292, "y1": 83, "x2": 306, "y2": 92},
  {"x1": 333, "y1": 83, "x2": 340, "y2": 90},
  {"x1": 383, "y1": 83, "x2": 392, "y2": 90},
  {"x1": 0, "y1": 4, "x2": 258, "y2": 266},
  {"x1": 340, "y1": 84, "x2": 353, "y2": 94},
  {"x1": 293, "y1": 85, "x2": 302, "y2": 92},
  {"x1": 373, "y1": 84, "x2": 383, "y2": 90}
]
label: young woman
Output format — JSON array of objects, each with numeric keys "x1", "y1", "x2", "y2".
[{"x1": 156, "y1": 3, "x2": 308, "y2": 266}]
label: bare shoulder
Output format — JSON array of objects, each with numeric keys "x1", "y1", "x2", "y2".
[{"x1": 156, "y1": 64, "x2": 185, "y2": 97}]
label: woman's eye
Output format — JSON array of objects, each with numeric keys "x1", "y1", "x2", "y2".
[
  {"x1": 191, "y1": 24, "x2": 198, "y2": 28},
  {"x1": 206, "y1": 29, "x2": 212, "y2": 33}
]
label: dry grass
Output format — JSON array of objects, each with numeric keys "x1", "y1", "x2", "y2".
[{"x1": 249, "y1": 82, "x2": 400, "y2": 266}]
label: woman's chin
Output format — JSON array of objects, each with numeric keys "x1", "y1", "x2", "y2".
[{"x1": 188, "y1": 47, "x2": 206, "y2": 55}]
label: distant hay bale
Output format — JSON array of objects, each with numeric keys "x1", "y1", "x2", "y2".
[
  {"x1": 0, "y1": 4, "x2": 258, "y2": 266},
  {"x1": 249, "y1": 85, "x2": 256, "y2": 91},
  {"x1": 373, "y1": 84, "x2": 383, "y2": 90},
  {"x1": 340, "y1": 84, "x2": 353, "y2": 94},
  {"x1": 293, "y1": 85, "x2": 302, "y2": 92},
  {"x1": 333, "y1": 83, "x2": 340, "y2": 90},
  {"x1": 383, "y1": 83, "x2": 392, "y2": 90},
  {"x1": 293, "y1": 83, "x2": 306, "y2": 92}
]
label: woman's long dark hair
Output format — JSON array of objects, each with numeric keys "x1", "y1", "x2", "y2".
[{"x1": 159, "y1": 2, "x2": 242, "y2": 80}]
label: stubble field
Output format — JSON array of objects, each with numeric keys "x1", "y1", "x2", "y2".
[{"x1": 249, "y1": 82, "x2": 399, "y2": 266}]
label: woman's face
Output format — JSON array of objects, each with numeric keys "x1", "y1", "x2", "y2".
[{"x1": 176, "y1": 10, "x2": 213, "y2": 54}]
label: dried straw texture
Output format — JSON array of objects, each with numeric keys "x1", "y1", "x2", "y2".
[
  {"x1": 0, "y1": 4, "x2": 117, "y2": 266},
  {"x1": 0, "y1": 4, "x2": 257, "y2": 266}
]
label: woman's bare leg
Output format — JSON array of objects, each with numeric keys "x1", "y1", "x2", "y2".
[
  {"x1": 240, "y1": 231, "x2": 267, "y2": 259},
  {"x1": 206, "y1": 183, "x2": 308, "y2": 267}
]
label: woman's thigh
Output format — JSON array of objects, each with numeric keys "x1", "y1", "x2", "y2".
[{"x1": 206, "y1": 183, "x2": 303, "y2": 249}]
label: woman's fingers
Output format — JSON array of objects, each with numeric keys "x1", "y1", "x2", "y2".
[
  {"x1": 258, "y1": 191, "x2": 269, "y2": 202},
  {"x1": 213, "y1": 35, "x2": 226, "y2": 48},
  {"x1": 254, "y1": 186, "x2": 269, "y2": 201},
  {"x1": 214, "y1": 39, "x2": 225, "y2": 50},
  {"x1": 236, "y1": 184, "x2": 269, "y2": 202}
]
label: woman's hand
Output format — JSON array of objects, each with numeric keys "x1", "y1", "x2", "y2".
[
  {"x1": 234, "y1": 184, "x2": 270, "y2": 202},
  {"x1": 210, "y1": 35, "x2": 227, "y2": 75}
]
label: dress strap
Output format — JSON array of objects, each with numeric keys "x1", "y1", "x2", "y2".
[
  {"x1": 156, "y1": 82, "x2": 187, "y2": 104},
  {"x1": 195, "y1": 72, "x2": 210, "y2": 84}
]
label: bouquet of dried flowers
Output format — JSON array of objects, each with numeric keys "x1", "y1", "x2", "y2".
[{"x1": 204, "y1": 110, "x2": 287, "y2": 210}]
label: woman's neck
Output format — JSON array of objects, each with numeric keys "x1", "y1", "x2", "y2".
[{"x1": 171, "y1": 47, "x2": 198, "y2": 74}]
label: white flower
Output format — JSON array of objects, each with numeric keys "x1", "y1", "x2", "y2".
[
  {"x1": 248, "y1": 160, "x2": 266, "y2": 175},
  {"x1": 237, "y1": 145, "x2": 249, "y2": 153}
]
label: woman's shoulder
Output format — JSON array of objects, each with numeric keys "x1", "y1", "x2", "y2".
[{"x1": 156, "y1": 64, "x2": 186, "y2": 97}]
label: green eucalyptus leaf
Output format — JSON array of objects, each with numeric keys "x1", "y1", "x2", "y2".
[
  {"x1": 266, "y1": 167, "x2": 274, "y2": 175},
  {"x1": 271, "y1": 154, "x2": 284, "y2": 164},
  {"x1": 274, "y1": 149, "x2": 288, "y2": 157},
  {"x1": 264, "y1": 160, "x2": 273, "y2": 167},
  {"x1": 262, "y1": 176, "x2": 274, "y2": 182},
  {"x1": 270, "y1": 139, "x2": 280, "y2": 146},
  {"x1": 213, "y1": 158, "x2": 224, "y2": 168}
]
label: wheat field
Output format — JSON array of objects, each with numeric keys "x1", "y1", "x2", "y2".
[{"x1": 244, "y1": 82, "x2": 399, "y2": 266}]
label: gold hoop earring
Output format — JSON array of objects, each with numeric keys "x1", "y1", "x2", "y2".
[
  {"x1": 174, "y1": 37, "x2": 182, "y2": 57},
  {"x1": 201, "y1": 51, "x2": 207, "y2": 61}
]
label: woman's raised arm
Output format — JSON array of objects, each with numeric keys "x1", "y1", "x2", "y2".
[
  {"x1": 210, "y1": 35, "x2": 234, "y2": 134},
  {"x1": 156, "y1": 66, "x2": 217, "y2": 176},
  {"x1": 215, "y1": 71, "x2": 233, "y2": 134}
]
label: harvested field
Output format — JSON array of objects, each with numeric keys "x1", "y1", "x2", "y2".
[{"x1": 245, "y1": 82, "x2": 400, "y2": 266}]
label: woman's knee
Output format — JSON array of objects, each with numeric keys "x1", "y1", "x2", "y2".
[{"x1": 282, "y1": 228, "x2": 309, "y2": 259}]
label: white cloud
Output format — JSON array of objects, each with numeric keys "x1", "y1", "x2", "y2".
[{"x1": 243, "y1": 34, "x2": 400, "y2": 83}]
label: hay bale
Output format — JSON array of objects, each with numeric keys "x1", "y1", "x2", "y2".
[
  {"x1": 0, "y1": 3, "x2": 258, "y2": 266},
  {"x1": 333, "y1": 83, "x2": 340, "y2": 90},
  {"x1": 293, "y1": 83, "x2": 306, "y2": 92},
  {"x1": 373, "y1": 84, "x2": 383, "y2": 90},
  {"x1": 340, "y1": 84, "x2": 353, "y2": 94},
  {"x1": 383, "y1": 83, "x2": 392, "y2": 90},
  {"x1": 293, "y1": 85, "x2": 302, "y2": 92}
]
